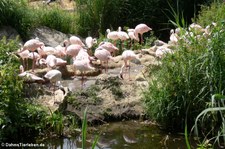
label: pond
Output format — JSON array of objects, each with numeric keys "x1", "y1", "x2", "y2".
[{"x1": 42, "y1": 120, "x2": 197, "y2": 149}]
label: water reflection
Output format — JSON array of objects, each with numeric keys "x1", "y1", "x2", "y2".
[{"x1": 42, "y1": 121, "x2": 197, "y2": 149}]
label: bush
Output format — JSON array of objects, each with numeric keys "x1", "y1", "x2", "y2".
[{"x1": 143, "y1": 6, "x2": 225, "y2": 132}]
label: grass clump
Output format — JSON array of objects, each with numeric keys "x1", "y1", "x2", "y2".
[{"x1": 143, "y1": 1, "x2": 225, "y2": 133}]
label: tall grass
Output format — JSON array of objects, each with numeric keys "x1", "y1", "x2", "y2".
[
  {"x1": 143, "y1": 1, "x2": 225, "y2": 132},
  {"x1": 36, "y1": 5, "x2": 77, "y2": 34}
]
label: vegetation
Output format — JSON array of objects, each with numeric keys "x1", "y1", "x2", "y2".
[
  {"x1": 143, "y1": 0, "x2": 225, "y2": 147},
  {"x1": 0, "y1": 37, "x2": 48, "y2": 142}
]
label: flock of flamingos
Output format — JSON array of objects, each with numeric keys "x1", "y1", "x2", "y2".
[
  {"x1": 17, "y1": 23, "x2": 151, "y2": 88},
  {"x1": 17, "y1": 22, "x2": 215, "y2": 98}
]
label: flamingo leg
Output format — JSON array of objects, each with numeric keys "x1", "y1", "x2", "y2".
[
  {"x1": 128, "y1": 65, "x2": 131, "y2": 81},
  {"x1": 141, "y1": 34, "x2": 144, "y2": 45},
  {"x1": 32, "y1": 52, "x2": 35, "y2": 72},
  {"x1": 81, "y1": 71, "x2": 84, "y2": 89}
]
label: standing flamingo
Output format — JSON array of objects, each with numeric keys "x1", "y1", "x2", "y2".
[
  {"x1": 20, "y1": 39, "x2": 44, "y2": 72},
  {"x1": 134, "y1": 23, "x2": 152, "y2": 44},
  {"x1": 17, "y1": 49, "x2": 29, "y2": 71},
  {"x1": 127, "y1": 28, "x2": 139, "y2": 48},
  {"x1": 85, "y1": 36, "x2": 97, "y2": 56},
  {"x1": 106, "y1": 29, "x2": 120, "y2": 45},
  {"x1": 117, "y1": 26, "x2": 129, "y2": 51},
  {"x1": 44, "y1": 69, "x2": 63, "y2": 104},
  {"x1": 73, "y1": 49, "x2": 95, "y2": 88},
  {"x1": 98, "y1": 41, "x2": 118, "y2": 56},
  {"x1": 94, "y1": 47, "x2": 114, "y2": 73},
  {"x1": 119, "y1": 50, "x2": 139, "y2": 80}
]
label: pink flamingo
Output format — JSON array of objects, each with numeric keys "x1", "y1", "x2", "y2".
[
  {"x1": 106, "y1": 29, "x2": 120, "y2": 45},
  {"x1": 127, "y1": 29, "x2": 139, "y2": 48},
  {"x1": 20, "y1": 39, "x2": 44, "y2": 72},
  {"x1": 98, "y1": 41, "x2": 118, "y2": 56},
  {"x1": 44, "y1": 69, "x2": 63, "y2": 104},
  {"x1": 69, "y1": 36, "x2": 85, "y2": 47},
  {"x1": 19, "y1": 65, "x2": 44, "y2": 83},
  {"x1": 94, "y1": 47, "x2": 114, "y2": 73},
  {"x1": 37, "y1": 45, "x2": 56, "y2": 58},
  {"x1": 119, "y1": 50, "x2": 139, "y2": 80},
  {"x1": 85, "y1": 36, "x2": 97, "y2": 56},
  {"x1": 73, "y1": 49, "x2": 95, "y2": 87},
  {"x1": 66, "y1": 44, "x2": 83, "y2": 58},
  {"x1": 134, "y1": 23, "x2": 152, "y2": 44},
  {"x1": 54, "y1": 45, "x2": 66, "y2": 58},
  {"x1": 17, "y1": 49, "x2": 30, "y2": 71},
  {"x1": 117, "y1": 26, "x2": 129, "y2": 50}
]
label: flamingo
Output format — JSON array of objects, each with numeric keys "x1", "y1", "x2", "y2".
[
  {"x1": 127, "y1": 28, "x2": 139, "y2": 48},
  {"x1": 94, "y1": 47, "x2": 114, "y2": 73},
  {"x1": 17, "y1": 49, "x2": 29, "y2": 71},
  {"x1": 119, "y1": 50, "x2": 139, "y2": 80},
  {"x1": 37, "y1": 45, "x2": 56, "y2": 58},
  {"x1": 117, "y1": 26, "x2": 129, "y2": 51},
  {"x1": 20, "y1": 39, "x2": 44, "y2": 72},
  {"x1": 155, "y1": 46, "x2": 173, "y2": 59},
  {"x1": 98, "y1": 41, "x2": 118, "y2": 56},
  {"x1": 134, "y1": 23, "x2": 152, "y2": 44},
  {"x1": 44, "y1": 69, "x2": 63, "y2": 104},
  {"x1": 54, "y1": 45, "x2": 66, "y2": 58},
  {"x1": 69, "y1": 36, "x2": 85, "y2": 47},
  {"x1": 85, "y1": 36, "x2": 97, "y2": 56},
  {"x1": 169, "y1": 29, "x2": 179, "y2": 44},
  {"x1": 18, "y1": 65, "x2": 44, "y2": 83},
  {"x1": 106, "y1": 29, "x2": 120, "y2": 45},
  {"x1": 73, "y1": 49, "x2": 95, "y2": 88}
]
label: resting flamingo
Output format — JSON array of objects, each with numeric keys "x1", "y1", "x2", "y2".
[
  {"x1": 85, "y1": 36, "x2": 97, "y2": 56},
  {"x1": 19, "y1": 65, "x2": 45, "y2": 83},
  {"x1": 120, "y1": 50, "x2": 139, "y2": 80},
  {"x1": 19, "y1": 39, "x2": 44, "y2": 72},
  {"x1": 134, "y1": 23, "x2": 152, "y2": 44}
]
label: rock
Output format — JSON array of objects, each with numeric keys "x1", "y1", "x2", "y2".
[
  {"x1": 135, "y1": 73, "x2": 146, "y2": 81},
  {"x1": 30, "y1": 26, "x2": 69, "y2": 47},
  {"x1": 0, "y1": 26, "x2": 22, "y2": 43}
]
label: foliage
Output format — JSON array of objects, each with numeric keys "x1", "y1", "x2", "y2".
[
  {"x1": 36, "y1": 6, "x2": 77, "y2": 34},
  {"x1": 81, "y1": 107, "x2": 99, "y2": 149},
  {"x1": 143, "y1": 9, "x2": 225, "y2": 133},
  {"x1": 196, "y1": 1, "x2": 225, "y2": 27},
  {"x1": 193, "y1": 94, "x2": 225, "y2": 148},
  {"x1": 0, "y1": 0, "x2": 35, "y2": 40}
]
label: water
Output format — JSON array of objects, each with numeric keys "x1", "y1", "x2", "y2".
[{"x1": 42, "y1": 121, "x2": 197, "y2": 149}]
